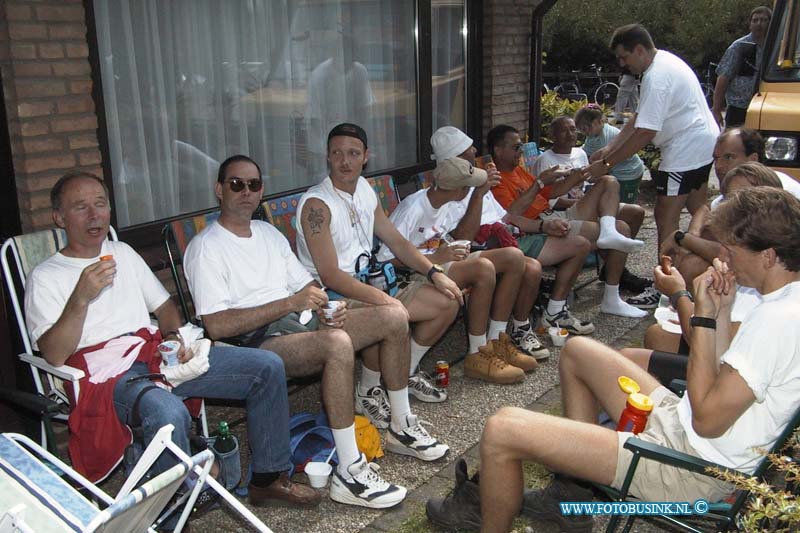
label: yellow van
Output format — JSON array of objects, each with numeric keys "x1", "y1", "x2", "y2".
[{"x1": 745, "y1": 0, "x2": 800, "y2": 180}]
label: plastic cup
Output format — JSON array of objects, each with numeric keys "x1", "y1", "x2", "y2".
[
  {"x1": 450, "y1": 239, "x2": 471, "y2": 252},
  {"x1": 548, "y1": 327, "x2": 568, "y2": 347},
  {"x1": 305, "y1": 461, "x2": 332, "y2": 489},
  {"x1": 157, "y1": 340, "x2": 181, "y2": 367},
  {"x1": 323, "y1": 300, "x2": 343, "y2": 321}
]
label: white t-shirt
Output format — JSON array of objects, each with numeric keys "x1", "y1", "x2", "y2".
[
  {"x1": 24, "y1": 241, "x2": 169, "y2": 351},
  {"x1": 677, "y1": 280, "x2": 800, "y2": 473},
  {"x1": 637, "y1": 50, "x2": 719, "y2": 172},
  {"x1": 731, "y1": 285, "x2": 761, "y2": 323},
  {"x1": 532, "y1": 148, "x2": 590, "y2": 207},
  {"x1": 711, "y1": 171, "x2": 800, "y2": 209},
  {"x1": 184, "y1": 220, "x2": 314, "y2": 317},
  {"x1": 376, "y1": 188, "x2": 465, "y2": 261},
  {"x1": 296, "y1": 176, "x2": 378, "y2": 278},
  {"x1": 462, "y1": 190, "x2": 508, "y2": 225}
]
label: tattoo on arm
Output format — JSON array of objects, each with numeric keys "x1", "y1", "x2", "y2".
[{"x1": 308, "y1": 207, "x2": 324, "y2": 235}]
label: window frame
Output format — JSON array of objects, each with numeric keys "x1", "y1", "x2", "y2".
[{"x1": 84, "y1": 0, "x2": 481, "y2": 254}]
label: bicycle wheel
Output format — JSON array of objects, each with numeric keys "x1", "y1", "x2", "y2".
[{"x1": 594, "y1": 82, "x2": 619, "y2": 107}]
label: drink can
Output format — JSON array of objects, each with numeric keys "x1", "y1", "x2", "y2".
[{"x1": 435, "y1": 360, "x2": 450, "y2": 388}]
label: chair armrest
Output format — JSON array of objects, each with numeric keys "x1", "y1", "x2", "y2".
[
  {"x1": 623, "y1": 437, "x2": 743, "y2": 478},
  {"x1": 0, "y1": 388, "x2": 60, "y2": 416},
  {"x1": 18, "y1": 353, "x2": 85, "y2": 382}
]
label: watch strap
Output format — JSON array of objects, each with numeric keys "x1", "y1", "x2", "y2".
[
  {"x1": 426, "y1": 265, "x2": 443, "y2": 282},
  {"x1": 674, "y1": 230, "x2": 686, "y2": 246},
  {"x1": 690, "y1": 316, "x2": 716, "y2": 329},
  {"x1": 669, "y1": 290, "x2": 693, "y2": 309}
]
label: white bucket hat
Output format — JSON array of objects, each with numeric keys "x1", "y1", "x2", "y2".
[{"x1": 431, "y1": 126, "x2": 473, "y2": 161}]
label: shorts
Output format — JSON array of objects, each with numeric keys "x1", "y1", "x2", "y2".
[
  {"x1": 725, "y1": 106, "x2": 747, "y2": 127},
  {"x1": 234, "y1": 312, "x2": 319, "y2": 348},
  {"x1": 654, "y1": 163, "x2": 712, "y2": 197},
  {"x1": 518, "y1": 233, "x2": 549, "y2": 259},
  {"x1": 648, "y1": 350, "x2": 688, "y2": 386},
  {"x1": 618, "y1": 176, "x2": 643, "y2": 204},
  {"x1": 539, "y1": 206, "x2": 583, "y2": 235},
  {"x1": 394, "y1": 277, "x2": 426, "y2": 306},
  {"x1": 442, "y1": 251, "x2": 482, "y2": 275},
  {"x1": 613, "y1": 386, "x2": 733, "y2": 503}
]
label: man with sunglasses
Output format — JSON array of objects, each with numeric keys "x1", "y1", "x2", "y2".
[
  {"x1": 184, "y1": 154, "x2": 415, "y2": 509},
  {"x1": 296, "y1": 122, "x2": 460, "y2": 453}
]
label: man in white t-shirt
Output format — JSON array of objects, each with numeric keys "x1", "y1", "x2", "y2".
[
  {"x1": 296, "y1": 123, "x2": 459, "y2": 456},
  {"x1": 662, "y1": 128, "x2": 800, "y2": 289},
  {"x1": 535, "y1": 116, "x2": 653, "y2": 315},
  {"x1": 183, "y1": 155, "x2": 433, "y2": 509},
  {"x1": 587, "y1": 24, "x2": 720, "y2": 252},
  {"x1": 25, "y1": 172, "x2": 320, "y2": 508},
  {"x1": 427, "y1": 187, "x2": 800, "y2": 532}
]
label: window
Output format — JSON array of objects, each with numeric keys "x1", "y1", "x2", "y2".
[
  {"x1": 431, "y1": 1, "x2": 467, "y2": 131},
  {"x1": 93, "y1": 1, "x2": 418, "y2": 227}
]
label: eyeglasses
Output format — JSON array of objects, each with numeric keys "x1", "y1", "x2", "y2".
[
  {"x1": 226, "y1": 177, "x2": 263, "y2": 193},
  {"x1": 507, "y1": 143, "x2": 523, "y2": 152}
]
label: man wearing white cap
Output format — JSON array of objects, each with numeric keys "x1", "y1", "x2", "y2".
[{"x1": 378, "y1": 154, "x2": 544, "y2": 386}]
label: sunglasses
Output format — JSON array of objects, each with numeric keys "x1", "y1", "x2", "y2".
[{"x1": 226, "y1": 177, "x2": 263, "y2": 193}]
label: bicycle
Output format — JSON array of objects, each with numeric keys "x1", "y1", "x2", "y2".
[
  {"x1": 553, "y1": 64, "x2": 619, "y2": 106},
  {"x1": 699, "y1": 62, "x2": 718, "y2": 106}
]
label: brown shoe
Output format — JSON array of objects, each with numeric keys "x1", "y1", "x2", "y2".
[
  {"x1": 496, "y1": 333, "x2": 539, "y2": 372},
  {"x1": 248, "y1": 472, "x2": 322, "y2": 508},
  {"x1": 466, "y1": 347, "x2": 525, "y2": 384}
]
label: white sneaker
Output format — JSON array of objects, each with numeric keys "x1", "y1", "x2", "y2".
[
  {"x1": 510, "y1": 325, "x2": 550, "y2": 360},
  {"x1": 330, "y1": 453, "x2": 407, "y2": 509},
  {"x1": 355, "y1": 385, "x2": 391, "y2": 429},
  {"x1": 386, "y1": 414, "x2": 450, "y2": 461},
  {"x1": 408, "y1": 372, "x2": 448, "y2": 403},
  {"x1": 542, "y1": 305, "x2": 595, "y2": 335}
]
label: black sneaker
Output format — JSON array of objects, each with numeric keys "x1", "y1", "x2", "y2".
[
  {"x1": 601, "y1": 266, "x2": 653, "y2": 293},
  {"x1": 521, "y1": 476, "x2": 595, "y2": 532},
  {"x1": 625, "y1": 286, "x2": 661, "y2": 309},
  {"x1": 426, "y1": 458, "x2": 481, "y2": 530}
]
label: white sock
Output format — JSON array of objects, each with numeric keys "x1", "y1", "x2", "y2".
[
  {"x1": 388, "y1": 388, "x2": 413, "y2": 431},
  {"x1": 359, "y1": 365, "x2": 382, "y2": 394},
  {"x1": 468, "y1": 333, "x2": 487, "y2": 354},
  {"x1": 512, "y1": 318, "x2": 530, "y2": 331},
  {"x1": 332, "y1": 424, "x2": 361, "y2": 477},
  {"x1": 601, "y1": 284, "x2": 648, "y2": 318},
  {"x1": 547, "y1": 299, "x2": 566, "y2": 316},
  {"x1": 487, "y1": 320, "x2": 507, "y2": 341},
  {"x1": 597, "y1": 216, "x2": 644, "y2": 254},
  {"x1": 409, "y1": 338, "x2": 431, "y2": 376}
]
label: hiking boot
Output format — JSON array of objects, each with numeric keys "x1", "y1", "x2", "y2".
[
  {"x1": 625, "y1": 286, "x2": 661, "y2": 309},
  {"x1": 521, "y1": 476, "x2": 594, "y2": 532},
  {"x1": 330, "y1": 453, "x2": 407, "y2": 509},
  {"x1": 426, "y1": 458, "x2": 481, "y2": 530},
  {"x1": 355, "y1": 385, "x2": 390, "y2": 429},
  {"x1": 542, "y1": 305, "x2": 595, "y2": 335},
  {"x1": 466, "y1": 347, "x2": 525, "y2": 384},
  {"x1": 602, "y1": 266, "x2": 653, "y2": 293},
  {"x1": 495, "y1": 333, "x2": 539, "y2": 372},
  {"x1": 408, "y1": 371, "x2": 447, "y2": 403},
  {"x1": 510, "y1": 324, "x2": 551, "y2": 360},
  {"x1": 386, "y1": 414, "x2": 449, "y2": 461}
]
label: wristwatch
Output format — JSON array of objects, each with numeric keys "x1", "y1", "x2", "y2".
[
  {"x1": 601, "y1": 157, "x2": 612, "y2": 169},
  {"x1": 674, "y1": 230, "x2": 686, "y2": 247},
  {"x1": 690, "y1": 316, "x2": 716, "y2": 329},
  {"x1": 426, "y1": 264, "x2": 444, "y2": 282},
  {"x1": 669, "y1": 290, "x2": 693, "y2": 309}
]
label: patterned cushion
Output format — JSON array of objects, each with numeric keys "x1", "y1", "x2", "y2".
[
  {"x1": 262, "y1": 192, "x2": 305, "y2": 252},
  {"x1": 166, "y1": 211, "x2": 221, "y2": 257},
  {"x1": 413, "y1": 170, "x2": 435, "y2": 190},
  {"x1": 366, "y1": 175, "x2": 399, "y2": 217},
  {"x1": 10, "y1": 229, "x2": 68, "y2": 278},
  {"x1": 520, "y1": 142, "x2": 540, "y2": 174}
]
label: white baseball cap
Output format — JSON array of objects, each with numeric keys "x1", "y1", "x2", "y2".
[{"x1": 431, "y1": 126, "x2": 473, "y2": 161}]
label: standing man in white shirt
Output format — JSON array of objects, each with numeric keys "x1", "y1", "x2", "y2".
[{"x1": 587, "y1": 24, "x2": 720, "y2": 252}]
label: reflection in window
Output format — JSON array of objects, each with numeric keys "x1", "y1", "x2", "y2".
[
  {"x1": 432, "y1": 1, "x2": 466, "y2": 132},
  {"x1": 93, "y1": 1, "x2": 417, "y2": 227}
]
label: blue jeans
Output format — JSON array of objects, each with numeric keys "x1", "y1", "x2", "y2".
[{"x1": 113, "y1": 345, "x2": 291, "y2": 476}]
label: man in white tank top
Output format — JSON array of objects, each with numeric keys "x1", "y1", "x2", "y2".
[{"x1": 297, "y1": 123, "x2": 461, "y2": 464}]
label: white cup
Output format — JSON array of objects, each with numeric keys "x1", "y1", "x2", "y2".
[
  {"x1": 158, "y1": 340, "x2": 181, "y2": 367},
  {"x1": 449, "y1": 239, "x2": 471, "y2": 253},
  {"x1": 548, "y1": 327, "x2": 568, "y2": 347},
  {"x1": 323, "y1": 300, "x2": 343, "y2": 321},
  {"x1": 305, "y1": 461, "x2": 332, "y2": 489}
]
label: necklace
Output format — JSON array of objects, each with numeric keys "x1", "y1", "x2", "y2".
[{"x1": 336, "y1": 189, "x2": 359, "y2": 227}]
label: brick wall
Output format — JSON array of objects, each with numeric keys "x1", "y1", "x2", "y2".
[
  {"x1": 1, "y1": 0, "x2": 101, "y2": 232},
  {"x1": 482, "y1": 0, "x2": 538, "y2": 146}
]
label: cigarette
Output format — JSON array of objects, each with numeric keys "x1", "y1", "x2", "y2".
[{"x1": 100, "y1": 255, "x2": 113, "y2": 261}]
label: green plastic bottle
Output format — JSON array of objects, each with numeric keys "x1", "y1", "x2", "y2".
[{"x1": 213, "y1": 421, "x2": 236, "y2": 454}]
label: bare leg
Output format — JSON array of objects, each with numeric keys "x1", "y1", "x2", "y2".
[
  {"x1": 260, "y1": 329, "x2": 354, "y2": 429},
  {"x1": 344, "y1": 303, "x2": 411, "y2": 391},
  {"x1": 619, "y1": 347, "x2": 655, "y2": 372},
  {"x1": 643, "y1": 324, "x2": 682, "y2": 352},
  {"x1": 580, "y1": 219, "x2": 631, "y2": 286},
  {"x1": 404, "y1": 285, "x2": 460, "y2": 347},
  {"x1": 618, "y1": 203, "x2": 645, "y2": 237},
  {"x1": 572, "y1": 175, "x2": 621, "y2": 219},
  {"x1": 654, "y1": 194, "x2": 689, "y2": 252},
  {"x1": 513, "y1": 257, "x2": 542, "y2": 321},
  {"x1": 686, "y1": 182, "x2": 709, "y2": 215},
  {"x1": 676, "y1": 255, "x2": 712, "y2": 297},
  {"x1": 446, "y1": 257, "x2": 496, "y2": 335},
  {"x1": 535, "y1": 235, "x2": 592, "y2": 301},
  {"x1": 477, "y1": 247, "x2": 526, "y2": 320}
]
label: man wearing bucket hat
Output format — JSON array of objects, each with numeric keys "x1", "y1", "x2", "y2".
[{"x1": 185, "y1": 154, "x2": 408, "y2": 509}]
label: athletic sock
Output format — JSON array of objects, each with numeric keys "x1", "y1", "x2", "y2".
[
  {"x1": 387, "y1": 388, "x2": 413, "y2": 432},
  {"x1": 487, "y1": 319, "x2": 508, "y2": 341},
  {"x1": 332, "y1": 424, "x2": 361, "y2": 478},
  {"x1": 601, "y1": 284, "x2": 647, "y2": 318},
  {"x1": 468, "y1": 333, "x2": 487, "y2": 354},
  {"x1": 359, "y1": 365, "x2": 382, "y2": 395},
  {"x1": 409, "y1": 338, "x2": 431, "y2": 376}
]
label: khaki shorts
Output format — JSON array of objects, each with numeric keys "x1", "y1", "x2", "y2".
[
  {"x1": 612, "y1": 386, "x2": 734, "y2": 503},
  {"x1": 394, "y1": 276, "x2": 427, "y2": 306},
  {"x1": 539, "y1": 207, "x2": 583, "y2": 235}
]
